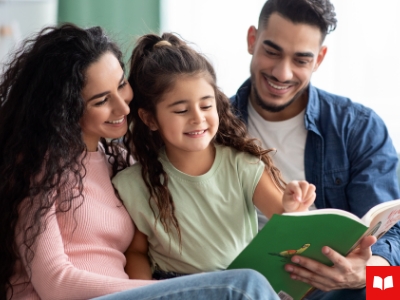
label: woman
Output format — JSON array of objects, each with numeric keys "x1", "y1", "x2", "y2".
[{"x1": 0, "y1": 24, "x2": 279, "y2": 300}]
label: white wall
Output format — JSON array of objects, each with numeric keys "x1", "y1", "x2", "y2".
[
  {"x1": 0, "y1": 0, "x2": 58, "y2": 67},
  {"x1": 161, "y1": 0, "x2": 265, "y2": 96},
  {"x1": 161, "y1": 0, "x2": 400, "y2": 151}
]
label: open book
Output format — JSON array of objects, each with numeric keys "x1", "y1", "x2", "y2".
[{"x1": 227, "y1": 199, "x2": 400, "y2": 300}]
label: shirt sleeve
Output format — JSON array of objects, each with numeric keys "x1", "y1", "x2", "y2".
[
  {"x1": 112, "y1": 166, "x2": 151, "y2": 234},
  {"x1": 346, "y1": 109, "x2": 400, "y2": 265},
  {"x1": 16, "y1": 204, "x2": 155, "y2": 300},
  {"x1": 236, "y1": 150, "x2": 265, "y2": 210}
]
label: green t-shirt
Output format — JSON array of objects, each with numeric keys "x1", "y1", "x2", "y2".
[{"x1": 112, "y1": 144, "x2": 264, "y2": 274}]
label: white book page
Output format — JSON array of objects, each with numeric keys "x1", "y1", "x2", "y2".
[
  {"x1": 361, "y1": 199, "x2": 400, "y2": 224},
  {"x1": 384, "y1": 276, "x2": 394, "y2": 290}
]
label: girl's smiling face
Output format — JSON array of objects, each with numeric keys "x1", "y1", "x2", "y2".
[
  {"x1": 80, "y1": 52, "x2": 133, "y2": 151},
  {"x1": 142, "y1": 74, "x2": 219, "y2": 157}
]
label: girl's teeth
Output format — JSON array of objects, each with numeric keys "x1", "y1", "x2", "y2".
[{"x1": 188, "y1": 130, "x2": 205, "y2": 135}]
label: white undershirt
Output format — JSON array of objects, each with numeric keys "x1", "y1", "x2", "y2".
[
  {"x1": 247, "y1": 99, "x2": 307, "y2": 183},
  {"x1": 247, "y1": 100, "x2": 316, "y2": 216}
]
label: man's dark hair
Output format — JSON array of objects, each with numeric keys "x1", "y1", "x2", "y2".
[{"x1": 258, "y1": 0, "x2": 337, "y2": 42}]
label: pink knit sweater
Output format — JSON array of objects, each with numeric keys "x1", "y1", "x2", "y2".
[{"x1": 9, "y1": 150, "x2": 154, "y2": 300}]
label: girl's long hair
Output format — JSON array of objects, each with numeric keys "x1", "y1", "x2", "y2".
[
  {"x1": 126, "y1": 32, "x2": 286, "y2": 246},
  {"x1": 0, "y1": 24, "x2": 128, "y2": 300}
]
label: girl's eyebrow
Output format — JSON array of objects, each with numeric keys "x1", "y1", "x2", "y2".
[
  {"x1": 167, "y1": 95, "x2": 215, "y2": 108},
  {"x1": 87, "y1": 73, "x2": 125, "y2": 102},
  {"x1": 167, "y1": 100, "x2": 187, "y2": 107}
]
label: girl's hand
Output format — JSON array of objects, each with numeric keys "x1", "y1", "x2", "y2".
[{"x1": 282, "y1": 180, "x2": 316, "y2": 212}]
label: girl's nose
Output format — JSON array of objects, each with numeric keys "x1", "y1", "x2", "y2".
[{"x1": 191, "y1": 108, "x2": 205, "y2": 124}]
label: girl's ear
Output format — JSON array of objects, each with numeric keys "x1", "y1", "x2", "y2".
[{"x1": 138, "y1": 108, "x2": 158, "y2": 131}]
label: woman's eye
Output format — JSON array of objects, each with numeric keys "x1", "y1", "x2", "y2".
[
  {"x1": 202, "y1": 105, "x2": 212, "y2": 110},
  {"x1": 119, "y1": 81, "x2": 127, "y2": 89},
  {"x1": 94, "y1": 98, "x2": 107, "y2": 106}
]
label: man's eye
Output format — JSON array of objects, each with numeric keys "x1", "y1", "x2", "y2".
[
  {"x1": 296, "y1": 59, "x2": 309, "y2": 65},
  {"x1": 266, "y1": 50, "x2": 278, "y2": 56}
]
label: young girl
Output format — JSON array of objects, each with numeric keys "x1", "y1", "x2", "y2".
[
  {"x1": 0, "y1": 24, "x2": 280, "y2": 300},
  {"x1": 112, "y1": 32, "x2": 316, "y2": 280}
]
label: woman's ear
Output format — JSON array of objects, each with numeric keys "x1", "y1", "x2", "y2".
[{"x1": 138, "y1": 108, "x2": 158, "y2": 131}]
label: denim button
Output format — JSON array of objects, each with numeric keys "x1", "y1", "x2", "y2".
[{"x1": 335, "y1": 178, "x2": 342, "y2": 185}]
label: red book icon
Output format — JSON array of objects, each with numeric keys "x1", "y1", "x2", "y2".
[{"x1": 367, "y1": 266, "x2": 400, "y2": 299}]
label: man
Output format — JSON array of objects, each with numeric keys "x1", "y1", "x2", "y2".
[{"x1": 230, "y1": 0, "x2": 400, "y2": 298}]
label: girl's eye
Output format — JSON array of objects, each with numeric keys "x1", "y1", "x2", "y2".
[
  {"x1": 174, "y1": 110, "x2": 187, "y2": 114},
  {"x1": 202, "y1": 105, "x2": 212, "y2": 110},
  {"x1": 94, "y1": 98, "x2": 107, "y2": 106}
]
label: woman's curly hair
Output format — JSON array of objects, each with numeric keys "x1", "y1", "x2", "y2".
[
  {"x1": 0, "y1": 23, "x2": 128, "y2": 300},
  {"x1": 126, "y1": 32, "x2": 286, "y2": 248}
]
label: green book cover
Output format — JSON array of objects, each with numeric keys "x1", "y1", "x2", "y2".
[{"x1": 227, "y1": 213, "x2": 369, "y2": 300}]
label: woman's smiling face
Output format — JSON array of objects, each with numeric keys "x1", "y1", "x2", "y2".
[{"x1": 80, "y1": 52, "x2": 133, "y2": 151}]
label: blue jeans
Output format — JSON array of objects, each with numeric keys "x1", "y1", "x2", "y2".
[
  {"x1": 304, "y1": 288, "x2": 365, "y2": 300},
  {"x1": 92, "y1": 269, "x2": 280, "y2": 300}
]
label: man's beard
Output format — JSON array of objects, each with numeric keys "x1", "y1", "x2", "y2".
[{"x1": 252, "y1": 83, "x2": 306, "y2": 113}]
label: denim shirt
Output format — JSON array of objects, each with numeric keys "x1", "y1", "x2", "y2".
[{"x1": 231, "y1": 78, "x2": 400, "y2": 265}]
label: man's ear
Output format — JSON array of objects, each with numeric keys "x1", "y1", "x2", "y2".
[
  {"x1": 313, "y1": 46, "x2": 328, "y2": 72},
  {"x1": 138, "y1": 108, "x2": 158, "y2": 131},
  {"x1": 247, "y1": 26, "x2": 258, "y2": 55}
]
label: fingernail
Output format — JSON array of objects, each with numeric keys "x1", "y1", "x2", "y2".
[
  {"x1": 292, "y1": 257, "x2": 300, "y2": 263},
  {"x1": 285, "y1": 265, "x2": 293, "y2": 272}
]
